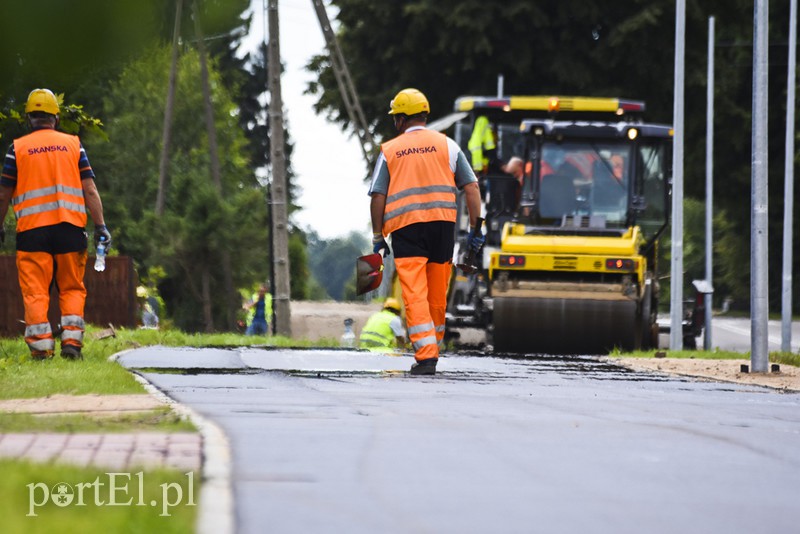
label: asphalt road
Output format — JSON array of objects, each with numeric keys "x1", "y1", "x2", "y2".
[
  {"x1": 708, "y1": 316, "x2": 800, "y2": 353},
  {"x1": 119, "y1": 347, "x2": 800, "y2": 534}
]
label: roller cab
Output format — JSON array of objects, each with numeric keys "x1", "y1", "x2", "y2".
[{"x1": 446, "y1": 96, "x2": 672, "y2": 354}]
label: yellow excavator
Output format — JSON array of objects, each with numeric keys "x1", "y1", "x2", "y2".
[{"x1": 444, "y1": 96, "x2": 672, "y2": 354}]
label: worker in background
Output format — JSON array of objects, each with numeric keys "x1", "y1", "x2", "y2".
[
  {"x1": 0, "y1": 89, "x2": 110, "y2": 360},
  {"x1": 359, "y1": 297, "x2": 407, "y2": 352},
  {"x1": 369, "y1": 88, "x2": 483, "y2": 375},
  {"x1": 246, "y1": 283, "x2": 272, "y2": 336},
  {"x1": 610, "y1": 154, "x2": 627, "y2": 184},
  {"x1": 468, "y1": 115, "x2": 498, "y2": 200},
  {"x1": 501, "y1": 156, "x2": 525, "y2": 182},
  {"x1": 136, "y1": 286, "x2": 160, "y2": 329},
  {"x1": 468, "y1": 115, "x2": 497, "y2": 175}
]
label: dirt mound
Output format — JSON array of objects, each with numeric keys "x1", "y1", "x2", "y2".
[{"x1": 291, "y1": 300, "x2": 377, "y2": 342}]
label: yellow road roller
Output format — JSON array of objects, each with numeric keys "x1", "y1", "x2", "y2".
[{"x1": 445, "y1": 96, "x2": 672, "y2": 354}]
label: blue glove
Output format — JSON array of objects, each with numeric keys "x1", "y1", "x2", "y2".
[
  {"x1": 372, "y1": 233, "x2": 390, "y2": 257},
  {"x1": 95, "y1": 224, "x2": 112, "y2": 250},
  {"x1": 467, "y1": 226, "x2": 485, "y2": 255}
]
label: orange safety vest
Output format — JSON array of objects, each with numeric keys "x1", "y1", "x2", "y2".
[
  {"x1": 381, "y1": 128, "x2": 457, "y2": 235},
  {"x1": 11, "y1": 129, "x2": 87, "y2": 233}
]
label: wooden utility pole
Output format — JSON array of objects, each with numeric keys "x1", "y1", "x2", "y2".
[
  {"x1": 156, "y1": 0, "x2": 183, "y2": 216},
  {"x1": 267, "y1": 0, "x2": 292, "y2": 336}
]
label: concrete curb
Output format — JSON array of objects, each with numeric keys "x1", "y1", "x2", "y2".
[{"x1": 110, "y1": 350, "x2": 234, "y2": 534}]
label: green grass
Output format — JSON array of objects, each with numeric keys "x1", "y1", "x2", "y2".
[
  {"x1": 612, "y1": 347, "x2": 800, "y2": 367},
  {"x1": 0, "y1": 325, "x2": 339, "y2": 432},
  {"x1": 0, "y1": 326, "x2": 341, "y2": 529},
  {"x1": 0, "y1": 459, "x2": 196, "y2": 534},
  {"x1": 0, "y1": 346, "x2": 144, "y2": 400},
  {"x1": 0, "y1": 325, "x2": 335, "y2": 401},
  {"x1": 0, "y1": 407, "x2": 195, "y2": 434}
]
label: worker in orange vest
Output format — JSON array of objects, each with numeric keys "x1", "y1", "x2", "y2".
[
  {"x1": 0, "y1": 88, "x2": 111, "y2": 360},
  {"x1": 368, "y1": 88, "x2": 483, "y2": 375}
]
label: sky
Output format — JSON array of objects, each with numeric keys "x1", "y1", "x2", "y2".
[{"x1": 241, "y1": 0, "x2": 372, "y2": 240}]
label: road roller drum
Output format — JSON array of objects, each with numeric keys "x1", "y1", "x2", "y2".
[{"x1": 492, "y1": 296, "x2": 638, "y2": 354}]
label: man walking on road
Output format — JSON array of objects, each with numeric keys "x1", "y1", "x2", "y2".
[
  {"x1": 369, "y1": 88, "x2": 483, "y2": 375},
  {"x1": 0, "y1": 88, "x2": 111, "y2": 360}
]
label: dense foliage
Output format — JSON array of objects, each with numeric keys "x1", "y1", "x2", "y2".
[
  {"x1": 307, "y1": 230, "x2": 369, "y2": 300},
  {"x1": 308, "y1": 0, "x2": 800, "y2": 310},
  {"x1": 1, "y1": 0, "x2": 797, "y2": 322},
  {"x1": 0, "y1": 0, "x2": 312, "y2": 332}
]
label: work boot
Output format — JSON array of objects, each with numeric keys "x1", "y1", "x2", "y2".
[
  {"x1": 410, "y1": 358, "x2": 437, "y2": 376},
  {"x1": 30, "y1": 350, "x2": 54, "y2": 361},
  {"x1": 61, "y1": 345, "x2": 83, "y2": 360}
]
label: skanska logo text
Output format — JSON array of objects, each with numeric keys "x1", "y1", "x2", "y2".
[
  {"x1": 395, "y1": 146, "x2": 437, "y2": 158},
  {"x1": 27, "y1": 145, "x2": 69, "y2": 155}
]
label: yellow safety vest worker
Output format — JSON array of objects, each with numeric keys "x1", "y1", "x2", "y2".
[
  {"x1": 246, "y1": 292, "x2": 273, "y2": 324},
  {"x1": 359, "y1": 310, "x2": 399, "y2": 351},
  {"x1": 381, "y1": 128, "x2": 457, "y2": 235},
  {"x1": 467, "y1": 115, "x2": 496, "y2": 173},
  {"x1": 12, "y1": 129, "x2": 87, "y2": 233}
]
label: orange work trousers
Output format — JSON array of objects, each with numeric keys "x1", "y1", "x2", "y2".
[
  {"x1": 17, "y1": 250, "x2": 87, "y2": 355},
  {"x1": 394, "y1": 256, "x2": 451, "y2": 362}
]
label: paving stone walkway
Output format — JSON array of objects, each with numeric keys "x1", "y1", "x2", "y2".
[{"x1": 0, "y1": 432, "x2": 202, "y2": 472}]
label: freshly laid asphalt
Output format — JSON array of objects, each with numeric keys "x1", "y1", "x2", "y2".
[{"x1": 118, "y1": 346, "x2": 800, "y2": 534}]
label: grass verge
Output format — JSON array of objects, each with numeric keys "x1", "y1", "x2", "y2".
[
  {"x1": 612, "y1": 347, "x2": 800, "y2": 367},
  {"x1": 0, "y1": 459, "x2": 196, "y2": 534},
  {"x1": 0, "y1": 325, "x2": 337, "y2": 432},
  {"x1": 0, "y1": 325, "x2": 333, "y2": 400}
]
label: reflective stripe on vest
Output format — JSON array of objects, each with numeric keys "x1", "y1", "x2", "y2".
[
  {"x1": 12, "y1": 129, "x2": 87, "y2": 232},
  {"x1": 381, "y1": 129, "x2": 456, "y2": 235}
]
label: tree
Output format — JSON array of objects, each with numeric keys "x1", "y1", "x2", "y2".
[
  {"x1": 307, "y1": 0, "x2": 800, "y2": 310},
  {"x1": 93, "y1": 46, "x2": 268, "y2": 332},
  {"x1": 307, "y1": 231, "x2": 369, "y2": 301}
]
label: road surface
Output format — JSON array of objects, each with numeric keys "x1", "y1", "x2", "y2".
[
  {"x1": 708, "y1": 316, "x2": 800, "y2": 353},
  {"x1": 119, "y1": 347, "x2": 800, "y2": 534}
]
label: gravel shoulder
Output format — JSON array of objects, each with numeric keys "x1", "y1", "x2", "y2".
[{"x1": 605, "y1": 357, "x2": 800, "y2": 392}]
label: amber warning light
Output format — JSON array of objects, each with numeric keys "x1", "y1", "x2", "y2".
[
  {"x1": 499, "y1": 255, "x2": 526, "y2": 267},
  {"x1": 605, "y1": 258, "x2": 636, "y2": 271}
]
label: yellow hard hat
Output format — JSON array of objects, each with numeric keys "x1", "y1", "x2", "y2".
[
  {"x1": 388, "y1": 88, "x2": 430, "y2": 116},
  {"x1": 383, "y1": 297, "x2": 402, "y2": 313},
  {"x1": 136, "y1": 286, "x2": 148, "y2": 298},
  {"x1": 25, "y1": 88, "x2": 60, "y2": 115}
]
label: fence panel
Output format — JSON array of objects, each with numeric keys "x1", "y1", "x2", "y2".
[{"x1": 0, "y1": 255, "x2": 137, "y2": 337}]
